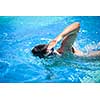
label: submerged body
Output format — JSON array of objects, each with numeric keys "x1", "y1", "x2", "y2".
[{"x1": 32, "y1": 22, "x2": 100, "y2": 58}]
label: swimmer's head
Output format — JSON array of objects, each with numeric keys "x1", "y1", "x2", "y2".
[{"x1": 31, "y1": 44, "x2": 48, "y2": 58}]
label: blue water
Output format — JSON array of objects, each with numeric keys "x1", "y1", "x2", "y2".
[{"x1": 0, "y1": 16, "x2": 100, "y2": 83}]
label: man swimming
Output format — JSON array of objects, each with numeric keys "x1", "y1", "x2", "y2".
[{"x1": 32, "y1": 22, "x2": 100, "y2": 58}]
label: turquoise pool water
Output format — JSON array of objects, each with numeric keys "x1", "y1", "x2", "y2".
[{"x1": 0, "y1": 16, "x2": 100, "y2": 83}]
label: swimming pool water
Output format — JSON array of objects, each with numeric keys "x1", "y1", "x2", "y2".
[{"x1": 0, "y1": 16, "x2": 100, "y2": 83}]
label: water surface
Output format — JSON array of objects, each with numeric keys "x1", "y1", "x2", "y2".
[{"x1": 0, "y1": 16, "x2": 100, "y2": 83}]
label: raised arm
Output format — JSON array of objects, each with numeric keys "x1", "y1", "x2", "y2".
[
  {"x1": 58, "y1": 22, "x2": 80, "y2": 39},
  {"x1": 47, "y1": 22, "x2": 80, "y2": 50}
]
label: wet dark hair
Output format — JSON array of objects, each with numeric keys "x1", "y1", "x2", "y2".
[{"x1": 31, "y1": 44, "x2": 48, "y2": 58}]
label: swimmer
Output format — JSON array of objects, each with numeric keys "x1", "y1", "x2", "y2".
[{"x1": 32, "y1": 22, "x2": 100, "y2": 58}]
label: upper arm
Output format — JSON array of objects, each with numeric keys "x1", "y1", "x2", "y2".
[{"x1": 59, "y1": 28, "x2": 79, "y2": 53}]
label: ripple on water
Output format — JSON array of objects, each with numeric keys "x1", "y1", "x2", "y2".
[
  {"x1": 0, "y1": 16, "x2": 100, "y2": 83},
  {"x1": 0, "y1": 61, "x2": 10, "y2": 77}
]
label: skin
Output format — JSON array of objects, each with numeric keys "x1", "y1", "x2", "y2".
[{"x1": 47, "y1": 22, "x2": 100, "y2": 57}]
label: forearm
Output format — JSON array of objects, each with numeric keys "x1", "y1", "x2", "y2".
[
  {"x1": 61, "y1": 22, "x2": 80, "y2": 37},
  {"x1": 55, "y1": 22, "x2": 80, "y2": 42}
]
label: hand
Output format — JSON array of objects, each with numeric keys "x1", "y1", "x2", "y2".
[{"x1": 47, "y1": 40, "x2": 57, "y2": 50}]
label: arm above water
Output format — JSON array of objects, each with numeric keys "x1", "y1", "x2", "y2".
[
  {"x1": 56, "y1": 22, "x2": 80, "y2": 41},
  {"x1": 47, "y1": 22, "x2": 80, "y2": 50}
]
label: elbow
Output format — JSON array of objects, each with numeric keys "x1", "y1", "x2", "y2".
[{"x1": 74, "y1": 22, "x2": 80, "y2": 28}]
